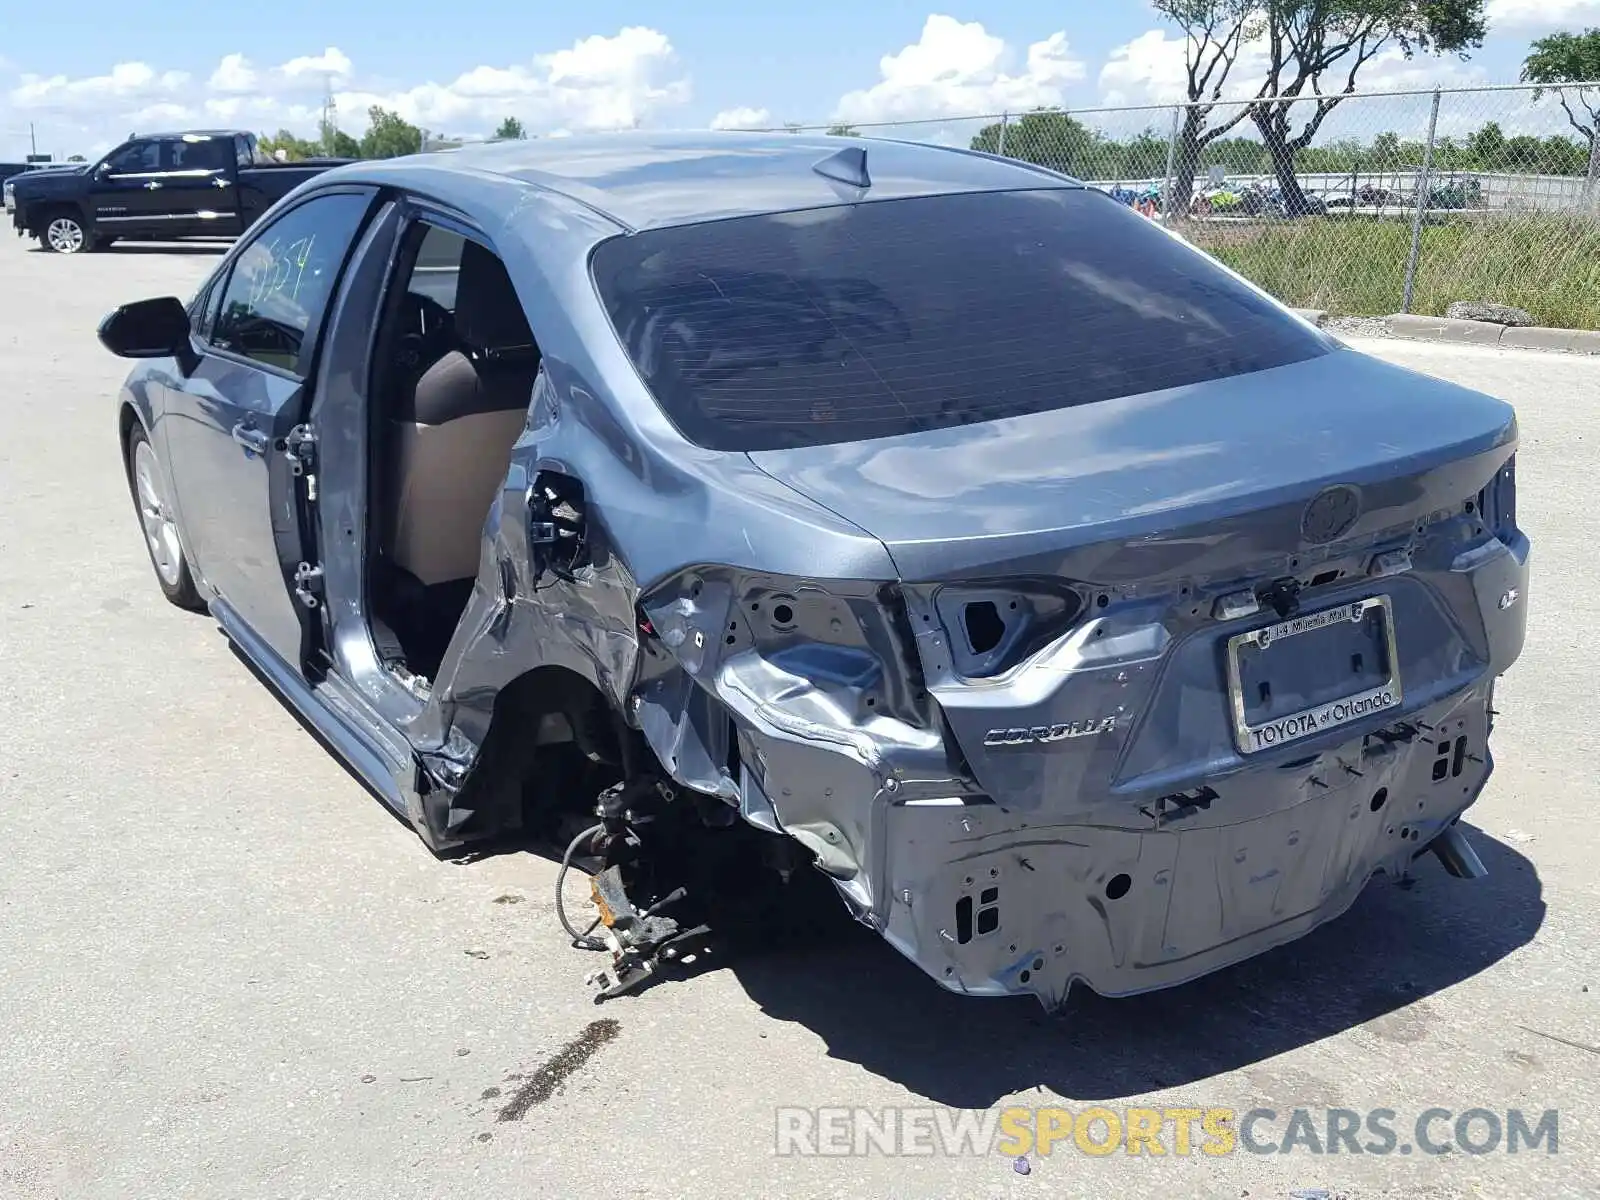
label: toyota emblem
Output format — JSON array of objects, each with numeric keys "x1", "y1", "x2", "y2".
[{"x1": 1301, "y1": 485, "x2": 1362, "y2": 545}]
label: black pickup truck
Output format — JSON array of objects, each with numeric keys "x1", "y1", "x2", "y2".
[{"x1": 6, "y1": 129, "x2": 353, "y2": 253}]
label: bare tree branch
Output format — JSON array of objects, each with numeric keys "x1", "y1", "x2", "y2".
[{"x1": 1555, "y1": 91, "x2": 1599, "y2": 143}]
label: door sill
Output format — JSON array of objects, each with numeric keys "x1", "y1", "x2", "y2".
[{"x1": 212, "y1": 597, "x2": 419, "y2": 822}]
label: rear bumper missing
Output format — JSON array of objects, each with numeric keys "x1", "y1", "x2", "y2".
[
  {"x1": 635, "y1": 513, "x2": 1527, "y2": 1012},
  {"x1": 873, "y1": 682, "x2": 1496, "y2": 1010}
]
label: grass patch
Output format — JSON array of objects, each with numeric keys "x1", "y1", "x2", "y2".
[{"x1": 1185, "y1": 212, "x2": 1600, "y2": 330}]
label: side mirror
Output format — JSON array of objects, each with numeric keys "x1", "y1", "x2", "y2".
[{"x1": 97, "y1": 296, "x2": 193, "y2": 360}]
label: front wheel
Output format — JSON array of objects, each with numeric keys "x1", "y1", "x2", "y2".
[
  {"x1": 125, "y1": 422, "x2": 204, "y2": 610},
  {"x1": 40, "y1": 212, "x2": 89, "y2": 253}
]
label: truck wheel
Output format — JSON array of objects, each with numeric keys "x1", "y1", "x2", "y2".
[
  {"x1": 125, "y1": 422, "x2": 204, "y2": 611},
  {"x1": 40, "y1": 212, "x2": 88, "y2": 254}
]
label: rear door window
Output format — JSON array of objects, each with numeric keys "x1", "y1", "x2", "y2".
[
  {"x1": 167, "y1": 136, "x2": 230, "y2": 171},
  {"x1": 409, "y1": 224, "x2": 465, "y2": 311},
  {"x1": 591, "y1": 187, "x2": 1333, "y2": 451}
]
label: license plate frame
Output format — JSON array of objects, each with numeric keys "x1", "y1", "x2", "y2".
[{"x1": 1225, "y1": 595, "x2": 1402, "y2": 755}]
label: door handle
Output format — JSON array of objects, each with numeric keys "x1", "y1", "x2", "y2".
[
  {"x1": 144, "y1": 180, "x2": 163, "y2": 190},
  {"x1": 212, "y1": 177, "x2": 232, "y2": 188},
  {"x1": 231, "y1": 422, "x2": 270, "y2": 456}
]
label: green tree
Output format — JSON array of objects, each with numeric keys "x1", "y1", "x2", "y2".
[
  {"x1": 1521, "y1": 28, "x2": 1600, "y2": 174},
  {"x1": 1110, "y1": 127, "x2": 1174, "y2": 178},
  {"x1": 1541, "y1": 134, "x2": 1589, "y2": 174},
  {"x1": 1467, "y1": 121, "x2": 1506, "y2": 167},
  {"x1": 1245, "y1": 0, "x2": 1488, "y2": 213},
  {"x1": 259, "y1": 128, "x2": 323, "y2": 161},
  {"x1": 318, "y1": 119, "x2": 361, "y2": 158},
  {"x1": 1152, "y1": 0, "x2": 1262, "y2": 212},
  {"x1": 360, "y1": 106, "x2": 424, "y2": 159},
  {"x1": 494, "y1": 116, "x2": 527, "y2": 140},
  {"x1": 826, "y1": 123, "x2": 860, "y2": 136},
  {"x1": 1202, "y1": 135, "x2": 1271, "y2": 172},
  {"x1": 1298, "y1": 135, "x2": 1365, "y2": 171},
  {"x1": 1156, "y1": 1, "x2": 1487, "y2": 215},
  {"x1": 1432, "y1": 134, "x2": 1468, "y2": 171},
  {"x1": 970, "y1": 109, "x2": 1102, "y2": 176}
]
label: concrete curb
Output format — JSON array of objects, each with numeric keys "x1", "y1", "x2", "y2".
[
  {"x1": 1291, "y1": 308, "x2": 1328, "y2": 327},
  {"x1": 1384, "y1": 313, "x2": 1600, "y2": 355}
]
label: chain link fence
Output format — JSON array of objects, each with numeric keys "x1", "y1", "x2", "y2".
[{"x1": 742, "y1": 83, "x2": 1600, "y2": 331}]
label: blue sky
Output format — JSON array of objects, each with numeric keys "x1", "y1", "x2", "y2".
[{"x1": 2, "y1": 0, "x2": 1595, "y2": 157}]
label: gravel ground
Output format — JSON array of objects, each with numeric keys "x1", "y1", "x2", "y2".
[
  {"x1": 1326, "y1": 314, "x2": 1395, "y2": 340},
  {"x1": 0, "y1": 233, "x2": 1596, "y2": 1200}
]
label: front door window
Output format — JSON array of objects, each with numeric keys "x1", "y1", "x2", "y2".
[
  {"x1": 209, "y1": 191, "x2": 373, "y2": 374},
  {"x1": 102, "y1": 141, "x2": 160, "y2": 175}
]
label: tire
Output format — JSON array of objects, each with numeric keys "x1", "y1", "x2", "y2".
[
  {"x1": 39, "y1": 210, "x2": 89, "y2": 254},
  {"x1": 125, "y1": 422, "x2": 204, "y2": 610}
]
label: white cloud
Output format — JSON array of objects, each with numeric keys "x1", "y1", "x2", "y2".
[
  {"x1": 1486, "y1": 0, "x2": 1600, "y2": 29},
  {"x1": 833, "y1": 14, "x2": 1086, "y2": 124},
  {"x1": 129, "y1": 102, "x2": 194, "y2": 127},
  {"x1": 1098, "y1": 30, "x2": 1277, "y2": 108},
  {"x1": 710, "y1": 105, "x2": 772, "y2": 129},
  {"x1": 1357, "y1": 47, "x2": 1486, "y2": 92},
  {"x1": 281, "y1": 48, "x2": 354, "y2": 80},
  {"x1": 1099, "y1": 30, "x2": 1190, "y2": 107},
  {"x1": 4, "y1": 28, "x2": 690, "y2": 158},
  {"x1": 207, "y1": 54, "x2": 257, "y2": 94},
  {"x1": 11, "y1": 61, "x2": 190, "y2": 111},
  {"x1": 363, "y1": 28, "x2": 688, "y2": 134}
]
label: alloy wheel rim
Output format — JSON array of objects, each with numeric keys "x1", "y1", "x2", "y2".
[
  {"x1": 133, "y1": 440, "x2": 183, "y2": 587},
  {"x1": 47, "y1": 218, "x2": 84, "y2": 252}
]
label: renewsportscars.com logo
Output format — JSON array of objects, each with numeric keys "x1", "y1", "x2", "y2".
[{"x1": 774, "y1": 1105, "x2": 1560, "y2": 1159}]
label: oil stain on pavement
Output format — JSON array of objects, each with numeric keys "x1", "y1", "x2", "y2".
[{"x1": 497, "y1": 1018, "x2": 621, "y2": 1122}]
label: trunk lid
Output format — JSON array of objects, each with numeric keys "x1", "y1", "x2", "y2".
[{"x1": 745, "y1": 348, "x2": 1514, "y2": 580}]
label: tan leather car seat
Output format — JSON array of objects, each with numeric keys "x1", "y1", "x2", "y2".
[{"x1": 389, "y1": 241, "x2": 540, "y2": 586}]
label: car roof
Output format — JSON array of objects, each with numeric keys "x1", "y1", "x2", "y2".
[
  {"x1": 133, "y1": 129, "x2": 250, "y2": 141},
  {"x1": 343, "y1": 129, "x2": 1083, "y2": 232}
]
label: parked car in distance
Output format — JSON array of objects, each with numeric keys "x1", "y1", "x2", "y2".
[
  {"x1": 7, "y1": 129, "x2": 351, "y2": 253},
  {"x1": 97, "y1": 132, "x2": 1528, "y2": 1011},
  {"x1": 0, "y1": 159, "x2": 75, "y2": 189}
]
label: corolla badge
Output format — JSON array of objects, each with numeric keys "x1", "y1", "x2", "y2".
[{"x1": 983, "y1": 716, "x2": 1119, "y2": 747}]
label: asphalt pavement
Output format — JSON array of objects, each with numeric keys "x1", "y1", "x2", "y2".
[{"x1": 0, "y1": 231, "x2": 1595, "y2": 1199}]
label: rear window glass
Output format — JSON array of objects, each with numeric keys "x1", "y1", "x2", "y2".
[{"x1": 591, "y1": 187, "x2": 1331, "y2": 452}]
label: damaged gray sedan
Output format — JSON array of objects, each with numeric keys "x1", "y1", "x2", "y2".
[{"x1": 99, "y1": 132, "x2": 1529, "y2": 1010}]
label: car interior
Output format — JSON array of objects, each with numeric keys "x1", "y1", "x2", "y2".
[{"x1": 366, "y1": 221, "x2": 541, "y2": 682}]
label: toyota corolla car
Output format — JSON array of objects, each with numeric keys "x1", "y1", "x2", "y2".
[{"x1": 98, "y1": 132, "x2": 1529, "y2": 1009}]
